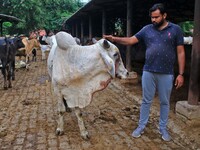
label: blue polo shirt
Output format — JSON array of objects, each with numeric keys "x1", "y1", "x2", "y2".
[{"x1": 135, "y1": 22, "x2": 184, "y2": 74}]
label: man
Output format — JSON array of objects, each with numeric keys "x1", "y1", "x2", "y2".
[{"x1": 104, "y1": 3, "x2": 185, "y2": 141}]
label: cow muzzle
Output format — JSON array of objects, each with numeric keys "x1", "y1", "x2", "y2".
[{"x1": 116, "y1": 69, "x2": 129, "y2": 79}]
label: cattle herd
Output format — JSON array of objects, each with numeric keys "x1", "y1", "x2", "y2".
[
  {"x1": 0, "y1": 31, "x2": 129, "y2": 140},
  {"x1": 0, "y1": 33, "x2": 52, "y2": 89}
]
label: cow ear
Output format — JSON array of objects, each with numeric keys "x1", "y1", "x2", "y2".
[
  {"x1": 103, "y1": 40, "x2": 110, "y2": 49},
  {"x1": 100, "y1": 51, "x2": 115, "y2": 78},
  {"x1": 92, "y1": 38, "x2": 97, "y2": 44}
]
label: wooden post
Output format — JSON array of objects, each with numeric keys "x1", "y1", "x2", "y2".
[
  {"x1": 81, "y1": 20, "x2": 84, "y2": 44},
  {"x1": 89, "y1": 16, "x2": 92, "y2": 40},
  {"x1": 188, "y1": 0, "x2": 200, "y2": 105},
  {"x1": 102, "y1": 9, "x2": 106, "y2": 36},
  {"x1": 76, "y1": 22, "x2": 78, "y2": 38},
  {"x1": 126, "y1": 0, "x2": 133, "y2": 71},
  {"x1": 0, "y1": 21, "x2": 2, "y2": 36},
  {"x1": 72, "y1": 23, "x2": 75, "y2": 37}
]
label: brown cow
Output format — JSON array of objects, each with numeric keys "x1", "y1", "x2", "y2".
[{"x1": 18, "y1": 38, "x2": 41, "y2": 69}]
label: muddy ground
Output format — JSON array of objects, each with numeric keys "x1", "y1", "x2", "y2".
[{"x1": 0, "y1": 52, "x2": 199, "y2": 150}]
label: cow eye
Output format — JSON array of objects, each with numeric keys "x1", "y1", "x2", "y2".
[{"x1": 113, "y1": 52, "x2": 118, "y2": 57}]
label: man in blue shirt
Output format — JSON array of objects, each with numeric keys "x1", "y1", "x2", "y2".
[{"x1": 104, "y1": 3, "x2": 185, "y2": 141}]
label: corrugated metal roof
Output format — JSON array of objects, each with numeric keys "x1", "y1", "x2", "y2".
[{"x1": 65, "y1": 0, "x2": 194, "y2": 25}]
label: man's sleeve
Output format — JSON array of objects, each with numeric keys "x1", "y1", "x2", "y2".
[
  {"x1": 134, "y1": 26, "x2": 147, "y2": 42},
  {"x1": 176, "y1": 26, "x2": 184, "y2": 46}
]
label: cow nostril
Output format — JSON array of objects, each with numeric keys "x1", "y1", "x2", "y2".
[{"x1": 127, "y1": 72, "x2": 129, "y2": 76}]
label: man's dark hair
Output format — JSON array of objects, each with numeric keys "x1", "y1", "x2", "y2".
[{"x1": 149, "y1": 3, "x2": 166, "y2": 16}]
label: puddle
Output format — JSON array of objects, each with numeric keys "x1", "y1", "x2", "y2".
[{"x1": 38, "y1": 75, "x2": 50, "y2": 84}]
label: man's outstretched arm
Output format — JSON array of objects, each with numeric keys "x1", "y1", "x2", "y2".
[{"x1": 103, "y1": 35, "x2": 139, "y2": 46}]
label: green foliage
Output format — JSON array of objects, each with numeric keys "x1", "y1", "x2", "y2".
[
  {"x1": 179, "y1": 21, "x2": 194, "y2": 36},
  {"x1": 0, "y1": 0, "x2": 83, "y2": 35},
  {"x1": 114, "y1": 18, "x2": 125, "y2": 36},
  {"x1": 2, "y1": 22, "x2": 13, "y2": 35},
  {"x1": 3, "y1": 22, "x2": 12, "y2": 27}
]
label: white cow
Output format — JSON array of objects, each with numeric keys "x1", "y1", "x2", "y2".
[
  {"x1": 47, "y1": 35, "x2": 57, "y2": 77},
  {"x1": 49, "y1": 31, "x2": 128, "y2": 140},
  {"x1": 40, "y1": 36, "x2": 53, "y2": 60}
]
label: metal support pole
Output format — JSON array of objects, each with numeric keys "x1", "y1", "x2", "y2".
[{"x1": 102, "y1": 9, "x2": 106, "y2": 36}]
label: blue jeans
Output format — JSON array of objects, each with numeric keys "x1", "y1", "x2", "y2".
[{"x1": 138, "y1": 71, "x2": 174, "y2": 130}]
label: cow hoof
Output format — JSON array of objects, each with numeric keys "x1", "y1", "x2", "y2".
[
  {"x1": 81, "y1": 131, "x2": 90, "y2": 140},
  {"x1": 66, "y1": 107, "x2": 72, "y2": 112},
  {"x1": 56, "y1": 128, "x2": 64, "y2": 136},
  {"x1": 4, "y1": 87, "x2": 8, "y2": 90}
]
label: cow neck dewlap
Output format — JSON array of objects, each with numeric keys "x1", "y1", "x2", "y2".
[{"x1": 62, "y1": 73, "x2": 111, "y2": 108}]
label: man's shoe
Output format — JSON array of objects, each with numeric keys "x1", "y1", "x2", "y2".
[
  {"x1": 159, "y1": 128, "x2": 171, "y2": 141},
  {"x1": 131, "y1": 126, "x2": 144, "y2": 138}
]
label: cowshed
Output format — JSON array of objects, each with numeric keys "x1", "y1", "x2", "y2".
[{"x1": 49, "y1": 31, "x2": 128, "y2": 140}]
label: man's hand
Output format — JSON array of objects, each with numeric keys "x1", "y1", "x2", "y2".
[
  {"x1": 103, "y1": 35, "x2": 114, "y2": 42},
  {"x1": 175, "y1": 75, "x2": 184, "y2": 89}
]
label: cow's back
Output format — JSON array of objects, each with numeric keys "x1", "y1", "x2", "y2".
[
  {"x1": 22, "y1": 38, "x2": 40, "y2": 52},
  {"x1": 56, "y1": 32, "x2": 77, "y2": 50}
]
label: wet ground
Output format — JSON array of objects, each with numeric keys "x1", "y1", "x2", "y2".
[{"x1": 0, "y1": 52, "x2": 199, "y2": 150}]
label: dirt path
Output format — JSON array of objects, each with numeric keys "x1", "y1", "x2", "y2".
[{"x1": 0, "y1": 53, "x2": 199, "y2": 150}]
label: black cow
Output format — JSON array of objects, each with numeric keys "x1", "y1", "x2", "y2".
[{"x1": 0, "y1": 37, "x2": 24, "y2": 89}]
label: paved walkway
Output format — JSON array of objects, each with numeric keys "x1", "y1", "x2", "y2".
[{"x1": 0, "y1": 54, "x2": 199, "y2": 150}]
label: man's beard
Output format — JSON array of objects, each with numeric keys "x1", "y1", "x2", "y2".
[{"x1": 153, "y1": 19, "x2": 164, "y2": 28}]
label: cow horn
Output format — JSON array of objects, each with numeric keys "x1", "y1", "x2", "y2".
[{"x1": 103, "y1": 40, "x2": 110, "y2": 49}]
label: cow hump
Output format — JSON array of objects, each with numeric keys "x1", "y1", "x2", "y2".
[{"x1": 56, "y1": 32, "x2": 77, "y2": 50}]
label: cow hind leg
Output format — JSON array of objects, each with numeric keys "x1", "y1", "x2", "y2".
[
  {"x1": 3, "y1": 76, "x2": 8, "y2": 90},
  {"x1": 74, "y1": 107, "x2": 89, "y2": 140},
  {"x1": 63, "y1": 98, "x2": 72, "y2": 112},
  {"x1": 7, "y1": 66, "x2": 12, "y2": 88},
  {"x1": 42, "y1": 51, "x2": 46, "y2": 60},
  {"x1": 11, "y1": 61, "x2": 15, "y2": 80}
]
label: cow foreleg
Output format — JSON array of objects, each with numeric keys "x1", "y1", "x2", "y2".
[
  {"x1": 56, "y1": 94, "x2": 66, "y2": 136},
  {"x1": 32, "y1": 49, "x2": 37, "y2": 62},
  {"x1": 74, "y1": 107, "x2": 89, "y2": 140},
  {"x1": 25, "y1": 55, "x2": 30, "y2": 69}
]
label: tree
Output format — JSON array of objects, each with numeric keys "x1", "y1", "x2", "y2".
[{"x1": 0, "y1": 0, "x2": 83, "y2": 35}]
